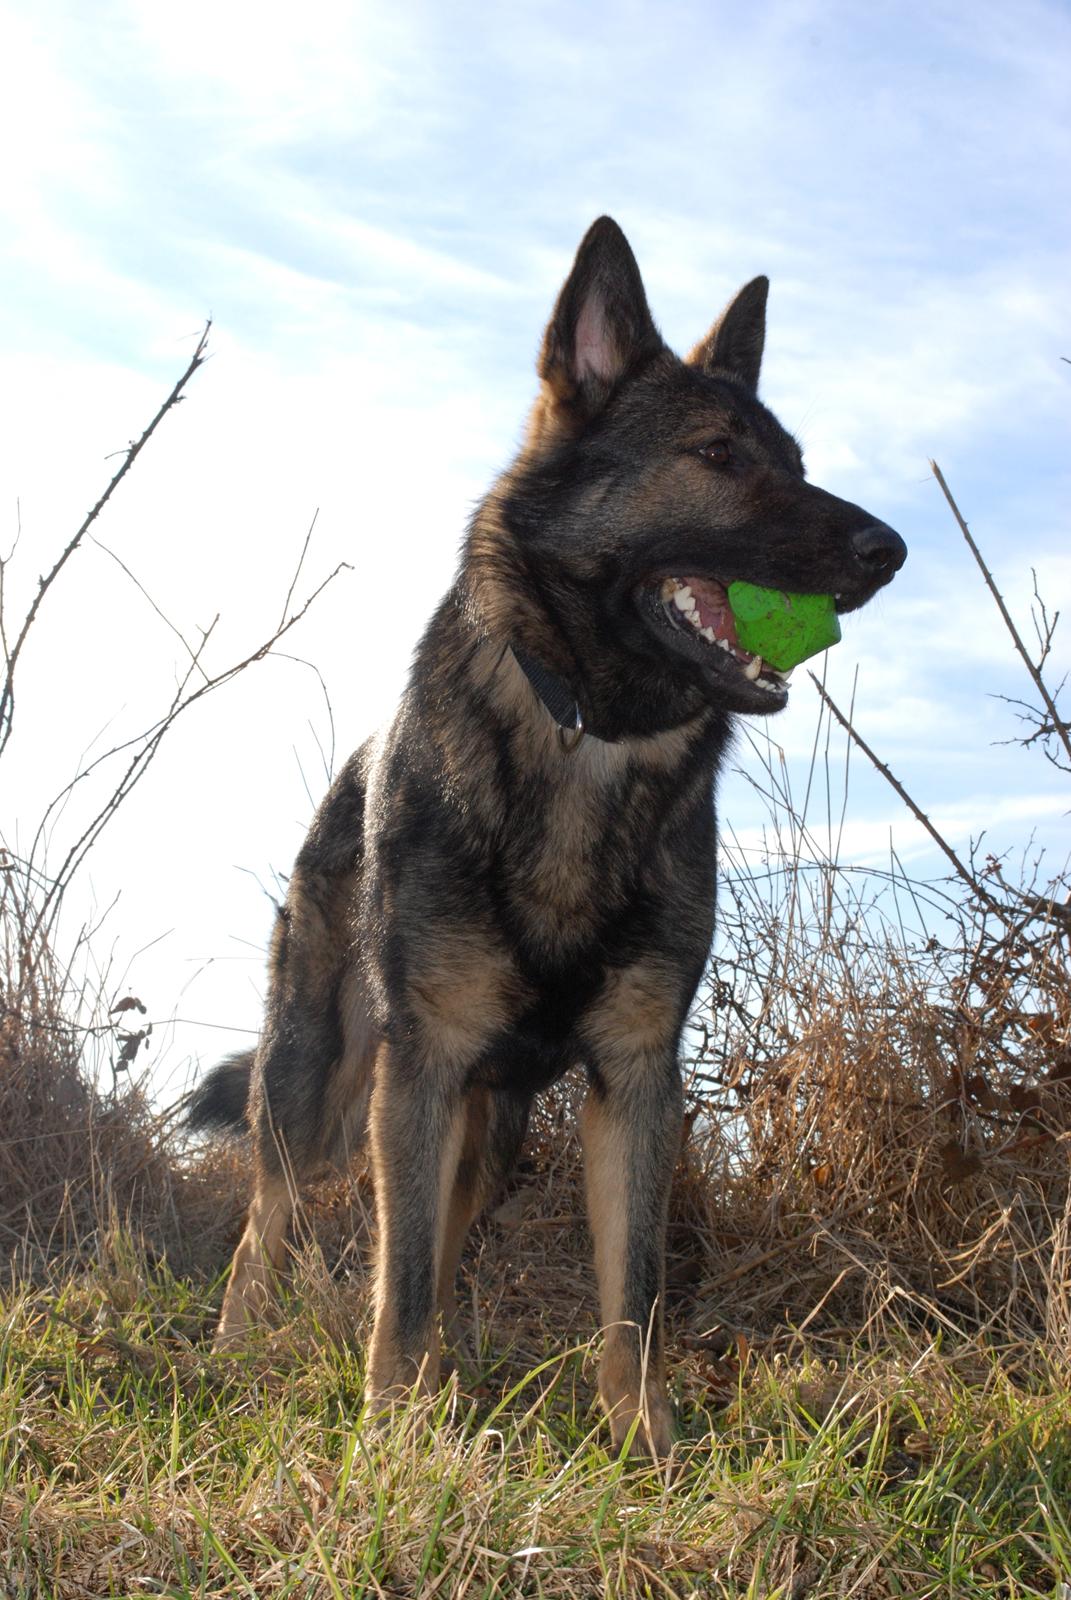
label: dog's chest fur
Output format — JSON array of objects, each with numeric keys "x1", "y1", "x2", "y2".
[{"x1": 360, "y1": 627, "x2": 725, "y2": 1090}]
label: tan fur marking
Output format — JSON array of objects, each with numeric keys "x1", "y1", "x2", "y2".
[
  {"x1": 580, "y1": 1093, "x2": 674, "y2": 1458},
  {"x1": 612, "y1": 446, "x2": 756, "y2": 539},
  {"x1": 436, "y1": 1089, "x2": 490, "y2": 1338},
  {"x1": 214, "y1": 1175, "x2": 292, "y2": 1350},
  {"x1": 321, "y1": 962, "x2": 378, "y2": 1164},
  {"x1": 599, "y1": 1323, "x2": 674, "y2": 1458},
  {"x1": 524, "y1": 770, "x2": 607, "y2": 946},
  {"x1": 583, "y1": 961, "x2": 683, "y2": 1081},
  {"x1": 523, "y1": 384, "x2": 573, "y2": 452},
  {"x1": 579, "y1": 1094, "x2": 628, "y2": 1324},
  {"x1": 366, "y1": 1062, "x2": 468, "y2": 1403},
  {"x1": 407, "y1": 933, "x2": 519, "y2": 1069}
]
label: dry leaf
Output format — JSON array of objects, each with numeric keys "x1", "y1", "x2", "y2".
[
  {"x1": 965, "y1": 1073, "x2": 1001, "y2": 1111},
  {"x1": 939, "y1": 1141, "x2": 983, "y2": 1184},
  {"x1": 1008, "y1": 1083, "x2": 1042, "y2": 1116}
]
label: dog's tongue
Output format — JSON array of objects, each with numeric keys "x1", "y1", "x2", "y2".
[{"x1": 683, "y1": 576, "x2": 741, "y2": 649}]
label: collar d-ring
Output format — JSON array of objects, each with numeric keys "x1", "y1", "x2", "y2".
[{"x1": 510, "y1": 645, "x2": 586, "y2": 752}]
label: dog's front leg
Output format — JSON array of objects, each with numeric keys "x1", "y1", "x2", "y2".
[
  {"x1": 366, "y1": 1042, "x2": 466, "y2": 1407},
  {"x1": 580, "y1": 1055, "x2": 683, "y2": 1459}
]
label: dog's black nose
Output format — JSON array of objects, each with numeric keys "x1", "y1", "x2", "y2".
[{"x1": 851, "y1": 523, "x2": 907, "y2": 576}]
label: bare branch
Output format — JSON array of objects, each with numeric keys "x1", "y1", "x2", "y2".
[
  {"x1": 1028, "y1": 569, "x2": 1059, "y2": 669},
  {"x1": 88, "y1": 533, "x2": 210, "y2": 685},
  {"x1": 29, "y1": 559, "x2": 351, "y2": 943},
  {"x1": 278, "y1": 509, "x2": 319, "y2": 633},
  {"x1": 0, "y1": 323, "x2": 212, "y2": 759},
  {"x1": 930, "y1": 460, "x2": 1071, "y2": 770},
  {"x1": 0, "y1": 498, "x2": 23, "y2": 676},
  {"x1": 808, "y1": 673, "x2": 1004, "y2": 916}
]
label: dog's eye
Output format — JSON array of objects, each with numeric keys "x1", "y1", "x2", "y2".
[{"x1": 698, "y1": 439, "x2": 732, "y2": 467}]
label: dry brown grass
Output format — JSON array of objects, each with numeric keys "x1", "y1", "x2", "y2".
[
  {"x1": 686, "y1": 817, "x2": 1071, "y2": 1358},
  {"x1": 0, "y1": 848, "x2": 243, "y2": 1281}
]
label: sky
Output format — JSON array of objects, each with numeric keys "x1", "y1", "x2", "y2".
[{"x1": 1, "y1": 0, "x2": 1068, "y2": 1098}]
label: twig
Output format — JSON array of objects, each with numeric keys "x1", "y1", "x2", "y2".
[
  {"x1": 0, "y1": 499, "x2": 22, "y2": 683},
  {"x1": 0, "y1": 324, "x2": 212, "y2": 758},
  {"x1": 807, "y1": 673, "x2": 1002, "y2": 915},
  {"x1": 29, "y1": 560, "x2": 350, "y2": 942},
  {"x1": 278, "y1": 509, "x2": 319, "y2": 633},
  {"x1": 89, "y1": 532, "x2": 210, "y2": 684},
  {"x1": 808, "y1": 678, "x2": 1071, "y2": 948},
  {"x1": 930, "y1": 460, "x2": 1071, "y2": 769},
  {"x1": 705, "y1": 1174, "x2": 914, "y2": 1289}
]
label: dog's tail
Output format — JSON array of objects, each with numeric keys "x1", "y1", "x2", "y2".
[{"x1": 185, "y1": 1051, "x2": 254, "y2": 1136}]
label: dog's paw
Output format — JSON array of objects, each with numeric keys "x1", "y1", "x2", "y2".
[{"x1": 605, "y1": 1391, "x2": 676, "y2": 1462}]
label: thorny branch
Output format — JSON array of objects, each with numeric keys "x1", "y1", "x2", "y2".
[{"x1": 0, "y1": 323, "x2": 212, "y2": 759}]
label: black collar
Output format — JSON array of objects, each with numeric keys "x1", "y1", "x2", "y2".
[{"x1": 510, "y1": 645, "x2": 584, "y2": 745}]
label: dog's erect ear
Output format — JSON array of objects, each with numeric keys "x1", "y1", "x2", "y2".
[
  {"x1": 537, "y1": 217, "x2": 663, "y2": 429},
  {"x1": 687, "y1": 275, "x2": 769, "y2": 392}
]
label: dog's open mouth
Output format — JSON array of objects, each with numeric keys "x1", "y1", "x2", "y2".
[{"x1": 653, "y1": 576, "x2": 790, "y2": 698}]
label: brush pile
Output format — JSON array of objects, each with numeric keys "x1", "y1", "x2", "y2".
[{"x1": 687, "y1": 840, "x2": 1071, "y2": 1351}]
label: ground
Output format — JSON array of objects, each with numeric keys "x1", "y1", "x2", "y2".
[{"x1": 5, "y1": 1147, "x2": 1071, "y2": 1599}]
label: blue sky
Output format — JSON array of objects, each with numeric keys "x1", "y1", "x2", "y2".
[{"x1": 2, "y1": 0, "x2": 1068, "y2": 1092}]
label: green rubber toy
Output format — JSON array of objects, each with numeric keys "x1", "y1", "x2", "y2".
[{"x1": 726, "y1": 583, "x2": 841, "y2": 672}]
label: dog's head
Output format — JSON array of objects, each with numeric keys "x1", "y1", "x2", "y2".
[{"x1": 474, "y1": 217, "x2": 905, "y2": 739}]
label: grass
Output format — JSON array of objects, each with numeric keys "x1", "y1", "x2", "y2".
[{"x1": 4, "y1": 1242, "x2": 1071, "y2": 1598}]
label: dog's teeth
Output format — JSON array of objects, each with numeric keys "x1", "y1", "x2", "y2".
[
  {"x1": 717, "y1": 638, "x2": 732, "y2": 652},
  {"x1": 661, "y1": 579, "x2": 676, "y2": 602},
  {"x1": 701, "y1": 626, "x2": 715, "y2": 642},
  {"x1": 686, "y1": 608, "x2": 700, "y2": 625},
  {"x1": 672, "y1": 587, "x2": 693, "y2": 611},
  {"x1": 743, "y1": 655, "x2": 763, "y2": 681}
]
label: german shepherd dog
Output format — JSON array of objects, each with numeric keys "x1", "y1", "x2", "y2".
[{"x1": 189, "y1": 217, "x2": 905, "y2": 1457}]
